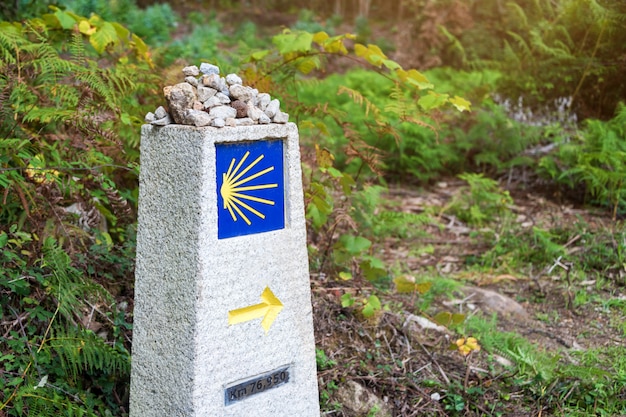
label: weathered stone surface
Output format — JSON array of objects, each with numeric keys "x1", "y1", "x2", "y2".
[
  {"x1": 265, "y1": 99, "x2": 280, "y2": 118},
  {"x1": 202, "y1": 73, "x2": 225, "y2": 91},
  {"x1": 258, "y1": 113, "x2": 271, "y2": 124},
  {"x1": 211, "y1": 117, "x2": 225, "y2": 127},
  {"x1": 459, "y1": 286, "x2": 528, "y2": 318},
  {"x1": 273, "y1": 111, "x2": 289, "y2": 124},
  {"x1": 185, "y1": 76, "x2": 199, "y2": 87},
  {"x1": 256, "y1": 93, "x2": 271, "y2": 110},
  {"x1": 247, "y1": 103, "x2": 264, "y2": 122},
  {"x1": 229, "y1": 84, "x2": 255, "y2": 102},
  {"x1": 209, "y1": 105, "x2": 237, "y2": 119},
  {"x1": 224, "y1": 117, "x2": 236, "y2": 127},
  {"x1": 164, "y1": 83, "x2": 197, "y2": 124},
  {"x1": 335, "y1": 381, "x2": 392, "y2": 417},
  {"x1": 203, "y1": 96, "x2": 221, "y2": 109},
  {"x1": 225, "y1": 73, "x2": 242, "y2": 85},
  {"x1": 182, "y1": 65, "x2": 200, "y2": 76},
  {"x1": 214, "y1": 92, "x2": 231, "y2": 105},
  {"x1": 150, "y1": 114, "x2": 172, "y2": 126},
  {"x1": 132, "y1": 124, "x2": 319, "y2": 416},
  {"x1": 147, "y1": 62, "x2": 291, "y2": 128},
  {"x1": 231, "y1": 100, "x2": 247, "y2": 118},
  {"x1": 199, "y1": 62, "x2": 219, "y2": 75},
  {"x1": 154, "y1": 106, "x2": 168, "y2": 119},
  {"x1": 197, "y1": 85, "x2": 217, "y2": 102},
  {"x1": 235, "y1": 117, "x2": 254, "y2": 126},
  {"x1": 144, "y1": 112, "x2": 155, "y2": 123},
  {"x1": 184, "y1": 109, "x2": 213, "y2": 127}
]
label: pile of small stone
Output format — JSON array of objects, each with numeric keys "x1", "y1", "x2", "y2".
[{"x1": 145, "y1": 63, "x2": 289, "y2": 128}]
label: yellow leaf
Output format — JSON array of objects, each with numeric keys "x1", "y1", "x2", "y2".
[
  {"x1": 354, "y1": 43, "x2": 368, "y2": 58},
  {"x1": 325, "y1": 38, "x2": 348, "y2": 54},
  {"x1": 393, "y1": 275, "x2": 432, "y2": 294},
  {"x1": 450, "y1": 95, "x2": 472, "y2": 112},
  {"x1": 367, "y1": 44, "x2": 387, "y2": 59},
  {"x1": 78, "y1": 20, "x2": 95, "y2": 35},
  {"x1": 315, "y1": 144, "x2": 335, "y2": 169},
  {"x1": 406, "y1": 69, "x2": 433, "y2": 89},
  {"x1": 395, "y1": 69, "x2": 407, "y2": 82},
  {"x1": 338, "y1": 271, "x2": 352, "y2": 281},
  {"x1": 313, "y1": 31, "x2": 329, "y2": 44}
]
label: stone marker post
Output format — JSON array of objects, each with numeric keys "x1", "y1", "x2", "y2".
[{"x1": 130, "y1": 123, "x2": 320, "y2": 416}]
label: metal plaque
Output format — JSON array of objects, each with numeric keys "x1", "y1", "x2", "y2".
[
  {"x1": 224, "y1": 366, "x2": 290, "y2": 406},
  {"x1": 216, "y1": 140, "x2": 285, "y2": 239}
]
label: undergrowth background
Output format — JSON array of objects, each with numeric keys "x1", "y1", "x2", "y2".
[{"x1": 1, "y1": 0, "x2": 625, "y2": 415}]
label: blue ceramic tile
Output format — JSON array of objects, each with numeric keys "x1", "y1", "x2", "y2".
[{"x1": 216, "y1": 140, "x2": 285, "y2": 239}]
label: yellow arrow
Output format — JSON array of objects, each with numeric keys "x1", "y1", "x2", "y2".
[{"x1": 228, "y1": 287, "x2": 283, "y2": 333}]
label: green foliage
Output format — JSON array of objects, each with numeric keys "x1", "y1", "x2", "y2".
[
  {"x1": 0, "y1": 8, "x2": 155, "y2": 241},
  {"x1": 465, "y1": 315, "x2": 626, "y2": 415},
  {"x1": 448, "y1": 0, "x2": 626, "y2": 120},
  {"x1": 0, "y1": 0, "x2": 57, "y2": 21},
  {"x1": 0, "y1": 237, "x2": 131, "y2": 416},
  {"x1": 340, "y1": 293, "x2": 382, "y2": 319},
  {"x1": 562, "y1": 104, "x2": 626, "y2": 218},
  {"x1": 158, "y1": 15, "x2": 225, "y2": 67},
  {"x1": 315, "y1": 348, "x2": 337, "y2": 370},
  {"x1": 444, "y1": 173, "x2": 513, "y2": 226},
  {"x1": 0, "y1": 10, "x2": 150, "y2": 416},
  {"x1": 240, "y1": 29, "x2": 467, "y2": 285},
  {"x1": 125, "y1": 3, "x2": 178, "y2": 45}
]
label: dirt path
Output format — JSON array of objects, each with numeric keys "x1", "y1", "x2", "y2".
[{"x1": 312, "y1": 181, "x2": 626, "y2": 416}]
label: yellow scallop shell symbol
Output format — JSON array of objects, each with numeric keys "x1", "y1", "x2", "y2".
[{"x1": 220, "y1": 151, "x2": 278, "y2": 226}]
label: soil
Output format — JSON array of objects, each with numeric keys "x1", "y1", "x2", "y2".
[{"x1": 311, "y1": 180, "x2": 626, "y2": 416}]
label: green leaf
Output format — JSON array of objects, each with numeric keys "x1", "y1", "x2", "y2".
[
  {"x1": 0, "y1": 232, "x2": 7, "y2": 248},
  {"x1": 272, "y1": 30, "x2": 314, "y2": 55},
  {"x1": 367, "y1": 294, "x2": 381, "y2": 309},
  {"x1": 251, "y1": 49, "x2": 270, "y2": 61},
  {"x1": 337, "y1": 234, "x2": 371, "y2": 255},
  {"x1": 341, "y1": 293, "x2": 355, "y2": 307},
  {"x1": 382, "y1": 59, "x2": 401, "y2": 70},
  {"x1": 54, "y1": 9, "x2": 77, "y2": 30},
  {"x1": 418, "y1": 91, "x2": 449, "y2": 111},
  {"x1": 90, "y1": 21, "x2": 118, "y2": 53},
  {"x1": 339, "y1": 173, "x2": 356, "y2": 195},
  {"x1": 361, "y1": 256, "x2": 386, "y2": 282},
  {"x1": 362, "y1": 295, "x2": 381, "y2": 318},
  {"x1": 111, "y1": 22, "x2": 130, "y2": 40},
  {"x1": 450, "y1": 95, "x2": 471, "y2": 112}
]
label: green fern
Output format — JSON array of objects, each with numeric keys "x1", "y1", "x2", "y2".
[
  {"x1": 47, "y1": 327, "x2": 130, "y2": 379},
  {"x1": 41, "y1": 238, "x2": 112, "y2": 321}
]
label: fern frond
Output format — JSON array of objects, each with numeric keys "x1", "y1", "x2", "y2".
[
  {"x1": 47, "y1": 327, "x2": 130, "y2": 379},
  {"x1": 337, "y1": 85, "x2": 381, "y2": 118},
  {"x1": 529, "y1": 30, "x2": 572, "y2": 59},
  {"x1": 506, "y1": 2, "x2": 530, "y2": 30},
  {"x1": 505, "y1": 31, "x2": 532, "y2": 60},
  {"x1": 17, "y1": 385, "x2": 97, "y2": 417}
]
